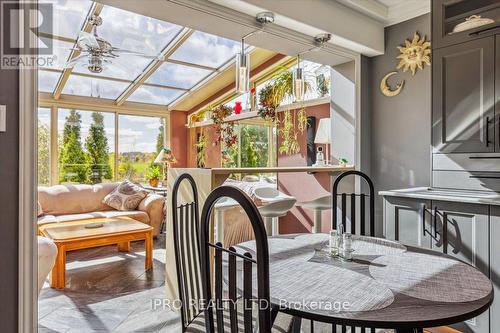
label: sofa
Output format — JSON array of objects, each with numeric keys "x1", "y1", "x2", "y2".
[
  {"x1": 38, "y1": 236, "x2": 57, "y2": 294},
  {"x1": 38, "y1": 183, "x2": 165, "y2": 236}
]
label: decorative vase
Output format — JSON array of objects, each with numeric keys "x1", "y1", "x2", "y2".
[
  {"x1": 149, "y1": 178, "x2": 159, "y2": 187},
  {"x1": 234, "y1": 101, "x2": 242, "y2": 115}
]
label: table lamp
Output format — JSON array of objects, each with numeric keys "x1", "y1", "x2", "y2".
[
  {"x1": 154, "y1": 147, "x2": 177, "y2": 186},
  {"x1": 314, "y1": 118, "x2": 331, "y2": 166}
]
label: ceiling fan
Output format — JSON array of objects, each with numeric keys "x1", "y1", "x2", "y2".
[{"x1": 65, "y1": 14, "x2": 159, "y2": 73}]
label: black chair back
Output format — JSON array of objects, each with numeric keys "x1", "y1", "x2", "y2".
[
  {"x1": 332, "y1": 170, "x2": 375, "y2": 237},
  {"x1": 172, "y1": 173, "x2": 203, "y2": 331},
  {"x1": 200, "y1": 186, "x2": 272, "y2": 333},
  {"x1": 330, "y1": 171, "x2": 376, "y2": 333}
]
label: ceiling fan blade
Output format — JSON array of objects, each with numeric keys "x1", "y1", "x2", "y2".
[
  {"x1": 63, "y1": 54, "x2": 87, "y2": 68},
  {"x1": 110, "y1": 47, "x2": 161, "y2": 59},
  {"x1": 77, "y1": 31, "x2": 99, "y2": 49}
]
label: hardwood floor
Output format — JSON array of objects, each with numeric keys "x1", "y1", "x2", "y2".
[{"x1": 38, "y1": 234, "x2": 181, "y2": 333}]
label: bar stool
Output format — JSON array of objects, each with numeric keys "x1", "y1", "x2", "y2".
[
  {"x1": 255, "y1": 188, "x2": 296, "y2": 236},
  {"x1": 298, "y1": 195, "x2": 332, "y2": 233}
]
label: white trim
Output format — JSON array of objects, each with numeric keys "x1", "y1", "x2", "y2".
[{"x1": 19, "y1": 1, "x2": 38, "y2": 332}]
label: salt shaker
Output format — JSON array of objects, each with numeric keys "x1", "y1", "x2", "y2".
[
  {"x1": 342, "y1": 232, "x2": 353, "y2": 260},
  {"x1": 329, "y1": 229, "x2": 340, "y2": 256}
]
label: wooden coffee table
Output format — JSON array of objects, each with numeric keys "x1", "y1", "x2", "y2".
[{"x1": 39, "y1": 217, "x2": 154, "y2": 289}]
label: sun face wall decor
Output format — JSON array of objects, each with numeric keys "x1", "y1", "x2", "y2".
[{"x1": 396, "y1": 32, "x2": 431, "y2": 76}]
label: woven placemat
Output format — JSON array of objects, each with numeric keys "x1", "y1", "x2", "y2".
[{"x1": 369, "y1": 252, "x2": 492, "y2": 303}]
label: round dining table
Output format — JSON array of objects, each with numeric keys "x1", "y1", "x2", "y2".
[{"x1": 233, "y1": 233, "x2": 493, "y2": 333}]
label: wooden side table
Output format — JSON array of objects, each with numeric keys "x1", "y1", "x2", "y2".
[{"x1": 39, "y1": 217, "x2": 153, "y2": 289}]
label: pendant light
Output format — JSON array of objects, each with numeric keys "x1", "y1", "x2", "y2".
[
  {"x1": 235, "y1": 38, "x2": 250, "y2": 93},
  {"x1": 293, "y1": 55, "x2": 305, "y2": 102},
  {"x1": 235, "y1": 12, "x2": 275, "y2": 94}
]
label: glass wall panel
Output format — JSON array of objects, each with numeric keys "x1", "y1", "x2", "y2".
[
  {"x1": 57, "y1": 109, "x2": 115, "y2": 184},
  {"x1": 118, "y1": 115, "x2": 163, "y2": 183},
  {"x1": 37, "y1": 108, "x2": 51, "y2": 186}
]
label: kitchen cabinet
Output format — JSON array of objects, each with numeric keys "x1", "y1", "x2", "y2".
[
  {"x1": 432, "y1": 36, "x2": 495, "y2": 153},
  {"x1": 383, "y1": 195, "x2": 491, "y2": 333},
  {"x1": 490, "y1": 206, "x2": 500, "y2": 333},
  {"x1": 384, "y1": 197, "x2": 432, "y2": 249}
]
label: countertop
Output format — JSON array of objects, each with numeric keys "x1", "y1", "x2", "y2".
[
  {"x1": 211, "y1": 165, "x2": 354, "y2": 174},
  {"x1": 379, "y1": 187, "x2": 500, "y2": 206}
]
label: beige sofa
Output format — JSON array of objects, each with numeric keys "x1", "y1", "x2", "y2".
[{"x1": 38, "y1": 183, "x2": 165, "y2": 236}]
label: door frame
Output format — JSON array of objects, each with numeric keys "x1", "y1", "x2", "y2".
[{"x1": 18, "y1": 0, "x2": 38, "y2": 332}]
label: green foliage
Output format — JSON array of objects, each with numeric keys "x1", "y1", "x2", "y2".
[
  {"x1": 59, "y1": 110, "x2": 87, "y2": 183},
  {"x1": 240, "y1": 125, "x2": 269, "y2": 167},
  {"x1": 156, "y1": 119, "x2": 164, "y2": 154},
  {"x1": 195, "y1": 130, "x2": 207, "y2": 168},
  {"x1": 118, "y1": 156, "x2": 137, "y2": 180},
  {"x1": 145, "y1": 164, "x2": 162, "y2": 180},
  {"x1": 37, "y1": 122, "x2": 50, "y2": 185},
  {"x1": 85, "y1": 112, "x2": 112, "y2": 184},
  {"x1": 316, "y1": 73, "x2": 330, "y2": 97}
]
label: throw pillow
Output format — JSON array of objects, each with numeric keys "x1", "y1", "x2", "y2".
[{"x1": 103, "y1": 180, "x2": 148, "y2": 211}]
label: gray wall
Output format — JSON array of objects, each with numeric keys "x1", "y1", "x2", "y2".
[
  {"x1": 0, "y1": 0, "x2": 20, "y2": 331},
  {"x1": 369, "y1": 14, "x2": 431, "y2": 235}
]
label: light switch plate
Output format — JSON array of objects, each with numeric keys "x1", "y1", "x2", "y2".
[{"x1": 0, "y1": 105, "x2": 5, "y2": 132}]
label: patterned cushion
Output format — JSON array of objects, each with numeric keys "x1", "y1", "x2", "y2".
[
  {"x1": 185, "y1": 302, "x2": 293, "y2": 333},
  {"x1": 102, "y1": 180, "x2": 148, "y2": 211}
]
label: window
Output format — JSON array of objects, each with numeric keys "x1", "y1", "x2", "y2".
[
  {"x1": 37, "y1": 108, "x2": 51, "y2": 186},
  {"x1": 118, "y1": 115, "x2": 164, "y2": 183},
  {"x1": 221, "y1": 123, "x2": 275, "y2": 168},
  {"x1": 58, "y1": 109, "x2": 115, "y2": 184}
]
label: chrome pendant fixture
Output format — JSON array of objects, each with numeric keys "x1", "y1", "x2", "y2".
[
  {"x1": 293, "y1": 56, "x2": 305, "y2": 102},
  {"x1": 235, "y1": 12, "x2": 275, "y2": 94},
  {"x1": 235, "y1": 39, "x2": 250, "y2": 93}
]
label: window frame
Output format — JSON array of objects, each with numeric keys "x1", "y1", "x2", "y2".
[{"x1": 38, "y1": 103, "x2": 168, "y2": 185}]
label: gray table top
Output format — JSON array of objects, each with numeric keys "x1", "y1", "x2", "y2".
[{"x1": 233, "y1": 233, "x2": 493, "y2": 329}]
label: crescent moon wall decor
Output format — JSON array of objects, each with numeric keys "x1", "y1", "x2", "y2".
[{"x1": 380, "y1": 71, "x2": 405, "y2": 97}]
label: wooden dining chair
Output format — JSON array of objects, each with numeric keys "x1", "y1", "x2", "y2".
[{"x1": 172, "y1": 178, "x2": 293, "y2": 333}]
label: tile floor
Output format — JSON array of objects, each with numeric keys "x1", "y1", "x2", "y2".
[{"x1": 38, "y1": 234, "x2": 181, "y2": 333}]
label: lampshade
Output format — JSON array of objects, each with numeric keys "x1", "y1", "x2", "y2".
[
  {"x1": 154, "y1": 147, "x2": 177, "y2": 164},
  {"x1": 314, "y1": 118, "x2": 331, "y2": 144},
  {"x1": 293, "y1": 64, "x2": 304, "y2": 102}
]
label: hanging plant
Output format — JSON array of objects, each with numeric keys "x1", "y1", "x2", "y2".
[
  {"x1": 316, "y1": 73, "x2": 330, "y2": 97},
  {"x1": 297, "y1": 107, "x2": 308, "y2": 133},
  {"x1": 210, "y1": 104, "x2": 238, "y2": 148},
  {"x1": 195, "y1": 130, "x2": 207, "y2": 168},
  {"x1": 279, "y1": 110, "x2": 300, "y2": 155}
]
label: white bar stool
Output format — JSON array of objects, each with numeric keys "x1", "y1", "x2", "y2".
[
  {"x1": 254, "y1": 188, "x2": 296, "y2": 236},
  {"x1": 298, "y1": 195, "x2": 332, "y2": 233}
]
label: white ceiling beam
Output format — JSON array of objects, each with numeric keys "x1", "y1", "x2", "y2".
[
  {"x1": 52, "y1": 2, "x2": 104, "y2": 100},
  {"x1": 114, "y1": 28, "x2": 194, "y2": 106},
  {"x1": 336, "y1": 0, "x2": 388, "y2": 22}
]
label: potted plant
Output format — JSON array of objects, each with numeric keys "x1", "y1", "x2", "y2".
[{"x1": 146, "y1": 164, "x2": 162, "y2": 187}]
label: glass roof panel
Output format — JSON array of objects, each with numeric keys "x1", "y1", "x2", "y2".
[
  {"x1": 127, "y1": 85, "x2": 184, "y2": 105},
  {"x1": 170, "y1": 31, "x2": 240, "y2": 68},
  {"x1": 98, "y1": 5, "x2": 183, "y2": 57},
  {"x1": 38, "y1": 70, "x2": 61, "y2": 93},
  {"x1": 62, "y1": 75, "x2": 129, "y2": 100},
  {"x1": 40, "y1": 0, "x2": 93, "y2": 39},
  {"x1": 38, "y1": 37, "x2": 74, "y2": 70},
  {"x1": 146, "y1": 62, "x2": 212, "y2": 89},
  {"x1": 71, "y1": 55, "x2": 152, "y2": 81}
]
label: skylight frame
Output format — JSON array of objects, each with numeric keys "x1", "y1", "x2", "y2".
[{"x1": 41, "y1": 1, "x2": 244, "y2": 108}]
